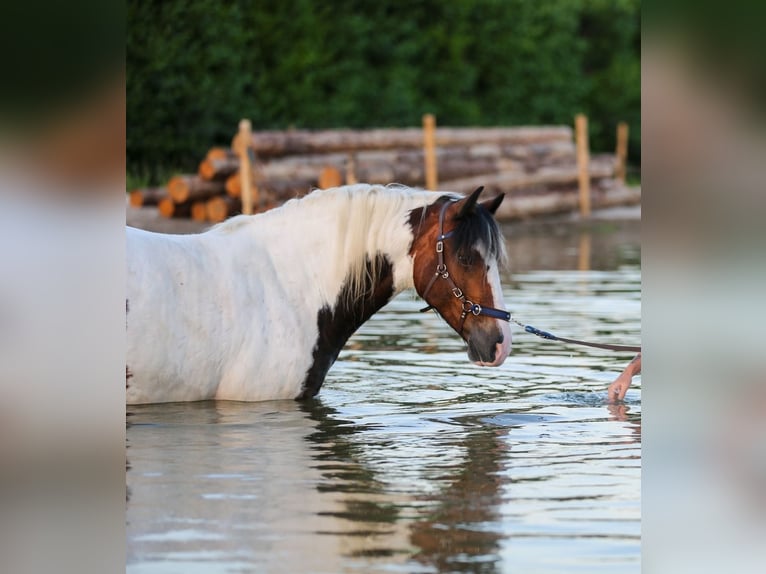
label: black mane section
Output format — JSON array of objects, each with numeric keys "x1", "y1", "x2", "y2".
[{"x1": 452, "y1": 205, "x2": 504, "y2": 265}]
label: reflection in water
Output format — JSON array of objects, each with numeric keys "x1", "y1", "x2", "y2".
[
  {"x1": 301, "y1": 399, "x2": 405, "y2": 558},
  {"x1": 502, "y1": 219, "x2": 640, "y2": 272},
  {"x1": 410, "y1": 422, "x2": 508, "y2": 573},
  {"x1": 578, "y1": 232, "x2": 592, "y2": 272},
  {"x1": 126, "y1": 218, "x2": 640, "y2": 573}
]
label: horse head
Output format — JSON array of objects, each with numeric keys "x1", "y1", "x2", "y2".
[{"x1": 410, "y1": 187, "x2": 512, "y2": 367}]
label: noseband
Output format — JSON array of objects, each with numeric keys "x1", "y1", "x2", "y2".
[{"x1": 419, "y1": 200, "x2": 511, "y2": 331}]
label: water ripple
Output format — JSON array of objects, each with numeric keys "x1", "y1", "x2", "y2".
[{"x1": 127, "y1": 226, "x2": 641, "y2": 573}]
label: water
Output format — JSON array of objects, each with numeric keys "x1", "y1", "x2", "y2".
[{"x1": 127, "y1": 218, "x2": 641, "y2": 573}]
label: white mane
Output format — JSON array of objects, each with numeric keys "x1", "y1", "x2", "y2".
[{"x1": 213, "y1": 184, "x2": 452, "y2": 303}]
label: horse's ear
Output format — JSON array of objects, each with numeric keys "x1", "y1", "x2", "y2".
[
  {"x1": 457, "y1": 186, "x2": 484, "y2": 219},
  {"x1": 482, "y1": 193, "x2": 505, "y2": 215}
]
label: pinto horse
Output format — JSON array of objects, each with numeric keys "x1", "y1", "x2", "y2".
[{"x1": 126, "y1": 184, "x2": 511, "y2": 404}]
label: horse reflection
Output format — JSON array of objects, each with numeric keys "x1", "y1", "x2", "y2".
[{"x1": 409, "y1": 424, "x2": 508, "y2": 573}]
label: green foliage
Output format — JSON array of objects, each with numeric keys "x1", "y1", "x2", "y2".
[{"x1": 128, "y1": 0, "x2": 640, "y2": 183}]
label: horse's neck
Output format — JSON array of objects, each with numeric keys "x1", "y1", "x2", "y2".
[
  {"x1": 201, "y1": 188, "x2": 441, "y2": 399},
  {"x1": 242, "y1": 190, "x2": 428, "y2": 306}
]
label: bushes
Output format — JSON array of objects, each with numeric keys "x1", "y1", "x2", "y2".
[{"x1": 128, "y1": 0, "x2": 639, "y2": 183}]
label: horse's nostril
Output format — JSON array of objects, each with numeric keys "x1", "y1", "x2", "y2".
[{"x1": 467, "y1": 336, "x2": 500, "y2": 363}]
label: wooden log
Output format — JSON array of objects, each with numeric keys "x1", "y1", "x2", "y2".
[
  {"x1": 223, "y1": 149, "x2": 614, "y2": 200},
  {"x1": 206, "y1": 195, "x2": 242, "y2": 223},
  {"x1": 236, "y1": 126, "x2": 574, "y2": 157},
  {"x1": 352, "y1": 150, "x2": 501, "y2": 185},
  {"x1": 258, "y1": 144, "x2": 572, "y2": 186},
  {"x1": 225, "y1": 173, "x2": 241, "y2": 197},
  {"x1": 198, "y1": 156, "x2": 240, "y2": 181},
  {"x1": 167, "y1": 175, "x2": 225, "y2": 203},
  {"x1": 191, "y1": 201, "x2": 208, "y2": 222},
  {"x1": 158, "y1": 197, "x2": 192, "y2": 219},
  {"x1": 224, "y1": 171, "x2": 264, "y2": 198},
  {"x1": 438, "y1": 156, "x2": 616, "y2": 196},
  {"x1": 213, "y1": 141, "x2": 573, "y2": 186},
  {"x1": 226, "y1": 173, "x2": 314, "y2": 201},
  {"x1": 318, "y1": 166, "x2": 343, "y2": 189},
  {"x1": 224, "y1": 150, "x2": 607, "y2": 199},
  {"x1": 205, "y1": 138, "x2": 576, "y2": 183},
  {"x1": 261, "y1": 179, "x2": 314, "y2": 201},
  {"x1": 128, "y1": 187, "x2": 166, "y2": 208},
  {"x1": 206, "y1": 147, "x2": 237, "y2": 162},
  {"x1": 254, "y1": 198, "x2": 281, "y2": 215},
  {"x1": 493, "y1": 184, "x2": 641, "y2": 221}
]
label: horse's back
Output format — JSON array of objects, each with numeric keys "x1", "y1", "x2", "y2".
[{"x1": 125, "y1": 226, "x2": 313, "y2": 403}]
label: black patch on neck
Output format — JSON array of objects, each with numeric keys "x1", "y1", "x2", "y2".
[{"x1": 297, "y1": 254, "x2": 395, "y2": 400}]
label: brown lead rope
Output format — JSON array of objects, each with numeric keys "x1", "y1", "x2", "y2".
[{"x1": 510, "y1": 317, "x2": 641, "y2": 353}]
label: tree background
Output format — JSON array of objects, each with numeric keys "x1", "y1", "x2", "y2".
[{"x1": 128, "y1": 0, "x2": 639, "y2": 183}]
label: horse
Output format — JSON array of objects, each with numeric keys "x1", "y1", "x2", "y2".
[{"x1": 126, "y1": 184, "x2": 511, "y2": 404}]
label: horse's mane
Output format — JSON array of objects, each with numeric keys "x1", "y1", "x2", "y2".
[
  {"x1": 212, "y1": 184, "x2": 443, "y2": 303},
  {"x1": 210, "y1": 184, "x2": 505, "y2": 304},
  {"x1": 305, "y1": 184, "x2": 440, "y2": 304}
]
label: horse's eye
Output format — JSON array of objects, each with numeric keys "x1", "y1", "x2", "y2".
[{"x1": 457, "y1": 254, "x2": 472, "y2": 266}]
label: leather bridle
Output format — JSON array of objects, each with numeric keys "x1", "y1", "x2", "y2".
[
  {"x1": 416, "y1": 198, "x2": 641, "y2": 353},
  {"x1": 418, "y1": 199, "x2": 511, "y2": 332}
]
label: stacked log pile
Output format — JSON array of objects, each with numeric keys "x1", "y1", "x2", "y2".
[{"x1": 128, "y1": 125, "x2": 637, "y2": 223}]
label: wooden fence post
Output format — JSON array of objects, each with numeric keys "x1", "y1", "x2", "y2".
[
  {"x1": 235, "y1": 119, "x2": 256, "y2": 215},
  {"x1": 345, "y1": 154, "x2": 358, "y2": 185},
  {"x1": 615, "y1": 121, "x2": 629, "y2": 184},
  {"x1": 575, "y1": 114, "x2": 591, "y2": 218},
  {"x1": 423, "y1": 114, "x2": 438, "y2": 190}
]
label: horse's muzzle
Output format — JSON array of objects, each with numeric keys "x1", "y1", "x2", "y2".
[{"x1": 467, "y1": 324, "x2": 511, "y2": 367}]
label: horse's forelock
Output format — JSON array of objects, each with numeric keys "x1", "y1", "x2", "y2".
[{"x1": 452, "y1": 205, "x2": 507, "y2": 268}]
